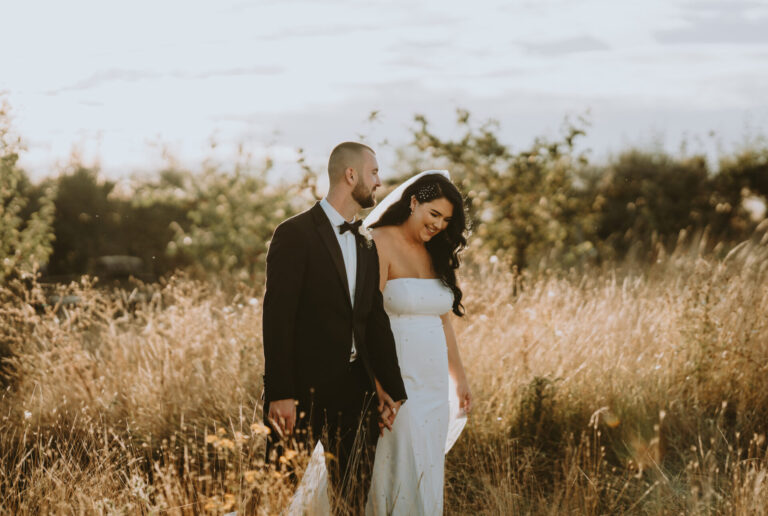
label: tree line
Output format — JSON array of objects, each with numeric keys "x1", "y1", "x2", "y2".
[{"x1": 2, "y1": 107, "x2": 767, "y2": 285}]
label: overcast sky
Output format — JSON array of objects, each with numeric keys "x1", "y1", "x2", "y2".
[{"x1": 2, "y1": 0, "x2": 768, "y2": 182}]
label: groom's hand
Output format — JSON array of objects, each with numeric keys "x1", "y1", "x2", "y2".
[
  {"x1": 374, "y1": 378, "x2": 402, "y2": 433},
  {"x1": 268, "y1": 398, "x2": 296, "y2": 437},
  {"x1": 377, "y1": 400, "x2": 403, "y2": 435}
]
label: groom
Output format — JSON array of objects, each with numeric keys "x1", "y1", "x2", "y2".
[{"x1": 262, "y1": 141, "x2": 407, "y2": 512}]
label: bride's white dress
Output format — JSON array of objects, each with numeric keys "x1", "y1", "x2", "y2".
[
  {"x1": 368, "y1": 277, "x2": 460, "y2": 515},
  {"x1": 288, "y1": 278, "x2": 466, "y2": 515}
]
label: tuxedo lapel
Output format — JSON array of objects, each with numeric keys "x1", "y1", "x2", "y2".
[
  {"x1": 311, "y1": 203, "x2": 352, "y2": 306},
  {"x1": 353, "y1": 238, "x2": 368, "y2": 309}
]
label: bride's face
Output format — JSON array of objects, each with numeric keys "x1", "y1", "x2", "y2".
[{"x1": 409, "y1": 196, "x2": 454, "y2": 242}]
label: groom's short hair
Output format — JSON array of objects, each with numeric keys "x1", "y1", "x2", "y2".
[{"x1": 328, "y1": 142, "x2": 375, "y2": 183}]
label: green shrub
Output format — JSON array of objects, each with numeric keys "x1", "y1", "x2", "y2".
[
  {"x1": 0, "y1": 101, "x2": 55, "y2": 283},
  {"x1": 408, "y1": 110, "x2": 598, "y2": 269}
]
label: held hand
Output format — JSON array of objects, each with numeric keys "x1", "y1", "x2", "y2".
[
  {"x1": 386, "y1": 400, "x2": 403, "y2": 427},
  {"x1": 456, "y1": 378, "x2": 472, "y2": 415},
  {"x1": 376, "y1": 400, "x2": 403, "y2": 435},
  {"x1": 267, "y1": 398, "x2": 297, "y2": 437},
  {"x1": 374, "y1": 378, "x2": 402, "y2": 432},
  {"x1": 378, "y1": 406, "x2": 391, "y2": 436}
]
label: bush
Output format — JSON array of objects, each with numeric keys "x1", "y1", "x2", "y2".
[
  {"x1": 408, "y1": 111, "x2": 599, "y2": 269},
  {"x1": 405, "y1": 111, "x2": 767, "y2": 268},
  {"x1": 0, "y1": 101, "x2": 55, "y2": 284},
  {"x1": 42, "y1": 157, "x2": 307, "y2": 283},
  {"x1": 592, "y1": 151, "x2": 713, "y2": 260},
  {"x1": 140, "y1": 158, "x2": 306, "y2": 283}
]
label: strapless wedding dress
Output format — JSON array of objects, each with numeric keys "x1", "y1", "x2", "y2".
[
  {"x1": 287, "y1": 278, "x2": 466, "y2": 515},
  {"x1": 366, "y1": 277, "x2": 465, "y2": 515}
]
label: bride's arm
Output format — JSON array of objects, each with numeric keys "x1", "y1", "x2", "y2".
[
  {"x1": 367, "y1": 230, "x2": 406, "y2": 431},
  {"x1": 371, "y1": 229, "x2": 389, "y2": 291},
  {"x1": 441, "y1": 313, "x2": 472, "y2": 414}
]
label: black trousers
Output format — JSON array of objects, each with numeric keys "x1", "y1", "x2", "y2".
[{"x1": 265, "y1": 360, "x2": 379, "y2": 514}]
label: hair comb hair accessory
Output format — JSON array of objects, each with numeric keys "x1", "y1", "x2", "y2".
[
  {"x1": 415, "y1": 183, "x2": 442, "y2": 202},
  {"x1": 363, "y1": 170, "x2": 450, "y2": 228}
]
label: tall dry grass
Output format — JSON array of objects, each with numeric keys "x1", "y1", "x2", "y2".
[
  {"x1": 446, "y1": 224, "x2": 768, "y2": 515},
  {"x1": 1, "y1": 224, "x2": 768, "y2": 514}
]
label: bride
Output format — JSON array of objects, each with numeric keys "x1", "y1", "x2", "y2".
[{"x1": 290, "y1": 170, "x2": 472, "y2": 515}]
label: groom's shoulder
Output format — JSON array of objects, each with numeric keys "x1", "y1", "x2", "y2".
[{"x1": 272, "y1": 204, "x2": 318, "y2": 235}]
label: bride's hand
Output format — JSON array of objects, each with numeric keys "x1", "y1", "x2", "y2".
[
  {"x1": 374, "y1": 378, "x2": 401, "y2": 432},
  {"x1": 378, "y1": 406, "x2": 392, "y2": 436},
  {"x1": 456, "y1": 378, "x2": 472, "y2": 415}
]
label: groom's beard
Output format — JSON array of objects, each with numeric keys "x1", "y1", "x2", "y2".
[{"x1": 352, "y1": 182, "x2": 375, "y2": 209}]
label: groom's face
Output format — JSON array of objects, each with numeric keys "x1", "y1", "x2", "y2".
[{"x1": 351, "y1": 150, "x2": 380, "y2": 209}]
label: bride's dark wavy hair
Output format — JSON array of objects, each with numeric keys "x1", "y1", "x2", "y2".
[{"x1": 370, "y1": 173, "x2": 467, "y2": 316}]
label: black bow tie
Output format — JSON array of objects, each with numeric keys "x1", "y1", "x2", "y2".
[{"x1": 339, "y1": 219, "x2": 363, "y2": 235}]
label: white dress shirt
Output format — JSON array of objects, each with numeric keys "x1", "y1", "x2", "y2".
[{"x1": 319, "y1": 198, "x2": 358, "y2": 361}]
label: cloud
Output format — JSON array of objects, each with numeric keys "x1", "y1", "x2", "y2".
[
  {"x1": 173, "y1": 66, "x2": 283, "y2": 80},
  {"x1": 381, "y1": 55, "x2": 441, "y2": 70},
  {"x1": 656, "y1": 20, "x2": 768, "y2": 44},
  {"x1": 250, "y1": 6, "x2": 461, "y2": 42},
  {"x1": 677, "y1": 0, "x2": 765, "y2": 13},
  {"x1": 395, "y1": 10, "x2": 463, "y2": 28},
  {"x1": 254, "y1": 23, "x2": 382, "y2": 41},
  {"x1": 46, "y1": 69, "x2": 160, "y2": 95},
  {"x1": 655, "y1": 1, "x2": 768, "y2": 44},
  {"x1": 207, "y1": 112, "x2": 263, "y2": 124},
  {"x1": 219, "y1": 0, "x2": 349, "y2": 15},
  {"x1": 46, "y1": 66, "x2": 283, "y2": 95},
  {"x1": 386, "y1": 39, "x2": 454, "y2": 53},
  {"x1": 520, "y1": 36, "x2": 611, "y2": 56},
  {"x1": 474, "y1": 67, "x2": 530, "y2": 78}
]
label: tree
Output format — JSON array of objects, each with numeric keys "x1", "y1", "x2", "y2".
[
  {"x1": 594, "y1": 151, "x2": 713, "y2": 258},
  {"x1": 0, "y1": 101, "x2": 55, "y2": 283},
  {"x1": 166, "y1": 157, "x2": 302, "y2": 282},
  {"x1": 409, "y1": 110, "x2": 597, "y2": 269},
  {"x1": 45, "y1": 166, "x2": 119, "y2": 276},
  {"x1": 710, "y1": 147, "x2": 768, "y2": 238}
]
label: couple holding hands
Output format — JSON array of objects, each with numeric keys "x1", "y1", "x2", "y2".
[{"x1": 262, "y1": 142, "x2": 471, "y2": 515}]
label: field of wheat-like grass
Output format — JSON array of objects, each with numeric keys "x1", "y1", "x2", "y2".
[{"x1": 2, "y1": 228, "x2": 768, "y2": 514}]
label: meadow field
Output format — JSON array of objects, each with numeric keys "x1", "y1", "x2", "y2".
[
  {"x1": 3, "y1": 101, "x2": 768, "y2": 514},
  {"x1": 2, "y1": 226, "x2": 767, "y2": 515}
]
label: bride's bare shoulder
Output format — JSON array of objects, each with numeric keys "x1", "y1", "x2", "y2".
[
  {"x1": 371, "y1": 226, "x2": 397, "y2": 251},
  {"x1": 371, "y1": 225, "x2": 396, "y2": 240}
]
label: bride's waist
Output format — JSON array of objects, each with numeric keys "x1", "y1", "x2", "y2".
[{"x1": 385, "y1": 313, "x2": 444, "y2": 329}]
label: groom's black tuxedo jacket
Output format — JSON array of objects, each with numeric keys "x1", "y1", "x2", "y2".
[{"x1": 262, "y1": 202, "x2": 407, "y2": 406}]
